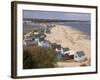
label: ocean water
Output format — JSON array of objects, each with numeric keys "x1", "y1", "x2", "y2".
[
  {"x1": 23, "y1": 21, "x2": 91, "y2": 36},
  {"x1": 58, "y1": 22, "x2": 91, "y2": 36},
  {"x1": 23, "y1": 22, "x2": 43, "y2": 29}
]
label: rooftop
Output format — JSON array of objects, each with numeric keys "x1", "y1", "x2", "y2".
[{"x1": 76, "y1": 51, "x2": 85, "y2": 57}]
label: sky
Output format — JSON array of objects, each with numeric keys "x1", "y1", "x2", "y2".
[{"x1": 23, "y1": 10, "x2": 91, "y2": 21}]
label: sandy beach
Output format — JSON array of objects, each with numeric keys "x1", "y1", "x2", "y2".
[{"x1": 45, "y1": 25, "x2": 91, "y2": 67}]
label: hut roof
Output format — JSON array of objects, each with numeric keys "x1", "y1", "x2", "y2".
[{"x1": 76, "y1": 51, "x2": 85, "y2": 57}]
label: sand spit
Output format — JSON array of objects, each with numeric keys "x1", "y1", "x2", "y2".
[{"x1": 45, "y1": 25, "x2": 91, "y2": 67}]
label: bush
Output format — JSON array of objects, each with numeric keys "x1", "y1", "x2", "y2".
[
  {"x1": 23, "y1": 50, "x2": 33, "y2": 69},
  {"x1": 23, "y1": 46, "x2": 57, "y2": 69}
]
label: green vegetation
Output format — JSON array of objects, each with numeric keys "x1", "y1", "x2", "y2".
[
  {"x1": 23, "y1": 49, "x2": 33, "y2": 69},
  {"x1": 32, "y1": 35, "x2": 36, "y2": 40},
  {"x1": 23, "y1": 46, "x2": 57, "y2": 69}
]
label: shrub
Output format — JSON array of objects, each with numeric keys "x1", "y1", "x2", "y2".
[
  {"x1": 23, "y1": 46, "x2": 57, "y2": 69},
  {"x1": 23, "y1": 50, "x2": 33, "y2": 69}
]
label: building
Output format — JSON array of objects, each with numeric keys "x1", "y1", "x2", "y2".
[
  {"x1": 64, "y1": 50, "x2": 75, "y2": 55},
  {"x1": 34, "y1": 31, "x2": 39, "y2": 35},
  {"x1": 63, "y1": 49, "x2": 74, "y2": 60},
  {"x1": 23, "y1": 40, "x2": 38, "y2": 46},
  {"x1": 63, "y1": 54, "x2": 74, "y2": 60},
  {"x1": 55, "y1": 45, "x2": 64, "y2": 56},
  {"x1": 38, "y1": 40, "x2": 50, "y2": 48},
  {"x1": 74, "y1": 51, "x2": 86, "y2": 62},
  {"x1": 34, "y1": 38, "x2": 39, "y2": 42},
  {"x1": 51, "y1": 43, "x2": 58, "y2": 49}
]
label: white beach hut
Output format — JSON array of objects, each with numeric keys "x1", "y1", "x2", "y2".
[
  {"x1": 74, "y1": 51, "x2": 86, "y2": 62},
  {"x1": 64, "y1": 50, "x2": 75, "y2": 55},
  {"x1": 55, "y1": 47, "x2": 64, "y2": 56},
  {"x1": 34, "y1": 31, "x2": 39, "y2": 35},
  {"x1": 38, "y1": 40, "x2": 50, "y2": 48}
]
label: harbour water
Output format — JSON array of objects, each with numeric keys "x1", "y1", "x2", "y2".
[
  {"x1": 62, "y1": 22, "x2": 91, "y2": 36},
  {"x1": 23, "y1": 21, "x2": 91, "y2": 37}
]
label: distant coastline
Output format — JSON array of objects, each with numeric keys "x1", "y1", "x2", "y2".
[
  {"x1": 23, "y1": 21, "x2": 91, "y2": 38},
  {"x1": 23, "y1": 18, "x2": 90, "y2": 22}
]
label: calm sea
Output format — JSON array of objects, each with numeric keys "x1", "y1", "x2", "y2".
[
  {"x1": 23, "y1": 21, "x2": 91, "y2": 36},
  {"x1": 58, "y1": 22, "x2": 91, "y2": 36}
]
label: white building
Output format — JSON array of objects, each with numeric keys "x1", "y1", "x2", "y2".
[
  {"x1": 55, "y1": 48, "x2": 64, "y2": 55},
  {"x1": 23, "y1": 40, "x2": 37, "y2": 46},
  {"x1": 64, "y1": 50, "x2": 75, "y2": 55},
  {"x1": 34, "y1": 32, "x2": 39, "y2": 35},
  {"x1": 74, "y1": 51, "x2": 86, "y2": 62},
  {"x1": 38, "y1": 40, "x2": 50, "y2": 48},
  {"x1": 34, "y1": 38, "x2": 39, "y2": 42}
]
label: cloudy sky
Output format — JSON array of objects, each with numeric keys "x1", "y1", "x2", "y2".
[{"x1": 23, "y1": 10, "x2": 90, "y2": 21}]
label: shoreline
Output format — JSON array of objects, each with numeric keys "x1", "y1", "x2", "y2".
[
  {"x1": 23, "y1": 24, "x2": 91, "y2": 67},
  {"x1": 45, "y1": 25, "x2": 91, "y2": 65}
]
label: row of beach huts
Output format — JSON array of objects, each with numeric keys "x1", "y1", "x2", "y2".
[{"x1": 23, "y1": 29, "x2": 87, "y2": 62}]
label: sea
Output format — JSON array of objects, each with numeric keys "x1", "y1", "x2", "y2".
[
  {"x1": 23, "y1": 21, "x2": 91, "y2": 37},
  {"x1": 58, "y1": 22, "x2": 91, "y2": 36}
]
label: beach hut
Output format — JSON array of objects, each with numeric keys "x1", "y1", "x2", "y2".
[
  {"x1": 55, "y1": 45, "x2": 64, "y2": 56},
  {"x1": 24, "y1": 37, "x2": 33, "y2": 41},
  {"x1": 74, "y1": 51, "x2": 86, "y2": 62},
  {"x1": 24, "y1": 40, "x2": 38, "y2": 46},
  {"x1": 64, "y1": 50, "x2": 75, "y2": 56},
  {"x1": 38, "y1": 40, "x2": 50, "y2": 48},
  {"x1": 51, "y1": 43, "x2": 58, "y2": 49},
  {"x1": 34, "y1": 31, "x2": 39, "y2": 35},
  {"x1": 56, "y1": 52, "x2": 63, "y2": 61},
  {"x1": 63, "y1": 53, "x2": 74, "y2": 60},
  {"x1": 34, "y1": 38, "x2": 39, "y2": 42},
  {"x1": 63, "y1": 50, "x2": 74, "y2": 60},
  {"x1": 40, "y1": 34, "x2": 46, "y2": 39}
]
